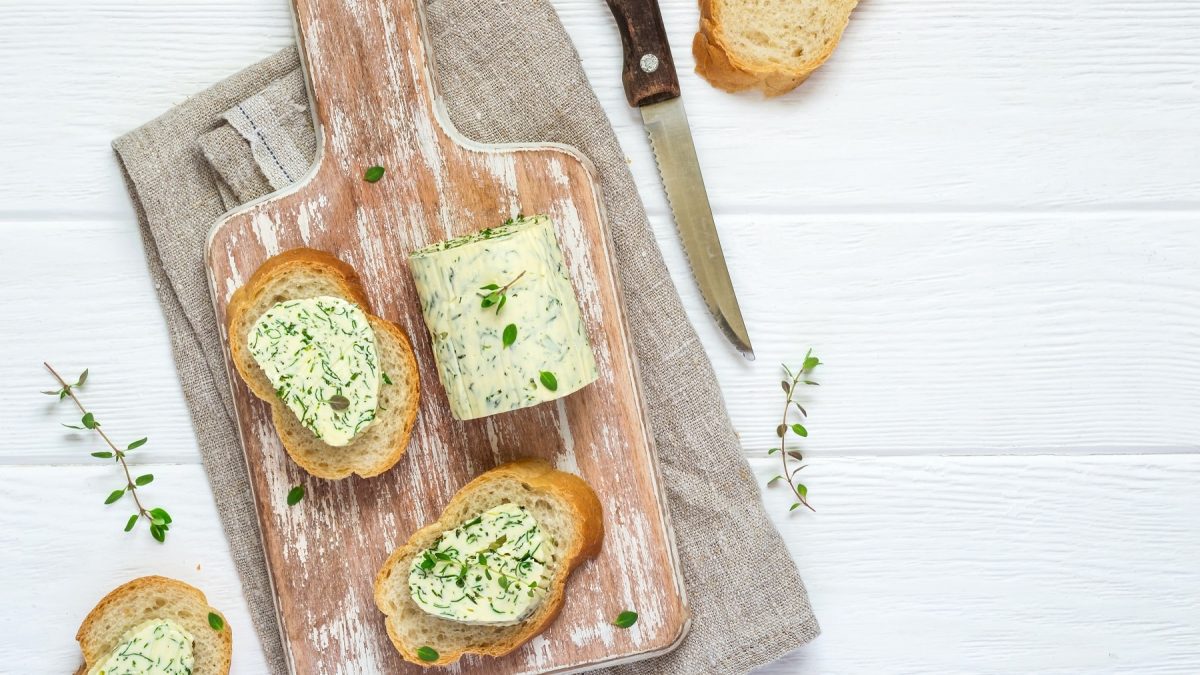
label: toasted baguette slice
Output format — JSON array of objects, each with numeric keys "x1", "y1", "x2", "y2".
[
  {"x1": 75, "y1": 576, "x2": 232, "y2": 675},
  {"x1": 374, "y1": 459, "x2": 604, "y2": 667},
  {"x1": 693, "y1": 0, "x2": 858, "y2": 96},
  {"x1": 227, "y1": 248, "x2": 420, "y2": 479}
]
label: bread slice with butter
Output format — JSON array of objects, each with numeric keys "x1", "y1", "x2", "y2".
[
  {"x1": 74, "y1": 576, "x2": 231, "y2": 675},
  {"x1": 227, "y1": 248, "x2": 420, "y2": 479},
  {"x1": 374, "y1": 459, "x2": 604, "y2": 667},
  {"x1": 693, "y1": 0, "x2": 859, "y2": 96}
]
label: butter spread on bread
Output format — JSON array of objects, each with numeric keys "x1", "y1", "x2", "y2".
[
  {"x1": 408, "y1": 215, "x2": 598, "y2": 420},
  {"x1": 247, "y1": 296, "x2": 380, "y2": 446},
  {"x1": 409, "y1": 503, "x2": 549, "y2": 624},
  {"x1": 86, "y1": 618, "x2": 194, "y2": 675},
  {"x1": 374, "y1": 459, "x2": 604, "y2": 666}
]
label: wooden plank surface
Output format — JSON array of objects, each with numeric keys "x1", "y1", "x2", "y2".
[
  {"x1": 202, "y1": 0, "x2": 684, "y2": 671},
  {"x1": 7, "y1": 455, "x2": 1200, "y2": 674},
  {"x1": 0, "y1": 0, "x2": 1198, "y2": 673}
]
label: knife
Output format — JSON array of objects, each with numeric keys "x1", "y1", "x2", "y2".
[{"x1": 603, "y1": 0, "x2": 754, "y2": 359}]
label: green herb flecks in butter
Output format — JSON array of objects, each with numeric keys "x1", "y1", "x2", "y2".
[
  {"x1": 409, "y1": 215, "x2": 599, "y2": 420},
  {"x1": 247, "y1": 296, "x2": 380, "y2": 446},
  {"x1": 408, "y1": 503, "x2": 550, "y2": 625},
  {"x1": 87, "y1": 619, "x2": 194, "y2": 675}
]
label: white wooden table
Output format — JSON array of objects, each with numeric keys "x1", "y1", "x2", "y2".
[{"x1": 2, "y1": 1, "x2": 1198, "y2": 673}]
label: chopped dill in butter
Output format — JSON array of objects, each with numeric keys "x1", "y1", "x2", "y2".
[
  {"x1": 408, "y1": 503, "x2": 550, "y2": 624},
  {"x1": 248, "y1": 296, "x2": 380, "y2": 446},
  {"x1": 87, "y1": 619, "x2": 194, "y2": 675}
]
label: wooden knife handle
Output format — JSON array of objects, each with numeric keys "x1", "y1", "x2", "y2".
[{"x1": 603, "y1": 0, "x2": 681, "y2": 107}]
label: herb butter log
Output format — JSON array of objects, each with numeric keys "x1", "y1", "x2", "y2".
[
  {"x1": 74, "y1": 576, "x2": 231, "y2": 675},
  {"x1": 227, "y1": 248, "x2": 420, "y2": 479},
  {"x1": 374, "y1": 459, "x2": 604, "y2": 667},
  {"x1": 408, "y1": 215, "x2": 599, "y2": 420}
]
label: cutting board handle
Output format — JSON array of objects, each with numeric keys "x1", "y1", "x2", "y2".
[{"x1": 292, "y1": 0, "x2": 444, "y2": 171}]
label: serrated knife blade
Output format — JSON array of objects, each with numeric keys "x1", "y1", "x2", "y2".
[
  {"x1": 641, "y1": 98, "x2": 753, "y2": 358},
  {"x1": 602, "y1": 0, "x2": 753, "y2": 358}
]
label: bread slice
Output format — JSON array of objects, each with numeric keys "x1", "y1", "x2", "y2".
[
  {"x1": 374, "y1": 459, "x2": 604, "y2": 667},
  {"x1": 75, "y1": 576, "x2": 232, "y2": 675},
  {"x1": 226, "y1": 248, "x2": 420, "y2": 479},
  {"x1": 693, "y1": 0, "x2": 859, "y2": 96}
]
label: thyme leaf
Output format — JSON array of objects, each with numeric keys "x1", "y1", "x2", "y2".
[{"x1": 613, "y1": 610, "x2": 638, "y2": 628}]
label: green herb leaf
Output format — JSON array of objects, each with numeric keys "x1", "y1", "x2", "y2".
[
  {"x1": 91, "y1": 451, "x2": 113, "y2": 459},
  {"x1": 76, "y1": 369, "x2": 89, "y2": 387},
  {"x1": 781, "y1": 380, "x2": 791, "y2": 394},
  {"x1": 791, "y1": 424, "x2": 808, "y2": 437},
  {"x1": 150, "y1": 507, "x2": 173, "y2": 525},
  {"x1": 135, "y1": 474, "x2": 154, "y2": 486},
  {"x1": 802, "y1": 356, "x2": 820, "y2": 372},
  {"x1": 104, "y1": 489, "x2": 125, "y2": 505},
  {"x1": 420, "y1": 552, "x2": 436, "y2": 570},
  {"x1": 150, "y1": 524, "x2": 166, "y2": 542},
  {"x1": 804, "y1": 381, "x2": 820, "y2": 386},
  {"x1": 498, "y1": 575, "x2": 511, "y2": 591},
  {"x1": 124, "y1": 514, "x2": 138, "y2": 532},
  {"x1": 416, "y1": 646, "x2": 439, "y2": 662},
  {"x1": 41, "y1": 389, "x2": 60, "y2": 396},
  {"x1": 796, "y1": 484, "x2": 808, "y2": 499},
  {"x1": 208, "y1": 612, "x2": 225, "y2": 631},
  {"x1": 62, "y1": 423, "x2": 84, "y2": 429},
  {"x1": 81, "y1": 412, "x2": 97, "y2": 429},
  {"x1": 790, "y1": 502, "x2": 802, "y2": 512},
  {"x1": 613, "y1": 610, "x2": 638, "y2": 628},
  {"x1": 382, "y1": 372, "x2": 393, "y2": 385},
  {"x1": 127, "y1": 437, "x2": 147, "y2": 450},
  {"x1": 767, "y1": 475, "x2": 783, "y2": 486},
  {"x1": 539, "y1": 371, "x2": 558, "y2": 391},
  {"x1": 287, "y1": 485, "x2": 305, "y2": 506},
  {"x1": 502, "y1": 323, "x2": 517, "y2": 348},
  {"x1": 767, "y1": 447, "x2": 779, "y2": 455},
  {"x1": 364, "y1": 165, "x2": 385, "y2": 183},
  {"x1": 496, "y1": 294, "x2": 507, "y2": 313},
  {"x1": 480, "y1": 283, "x2": 500, "y2": 291}
]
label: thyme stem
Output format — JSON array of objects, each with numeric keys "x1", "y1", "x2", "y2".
[
  {"x1": 779, "y1": 368, "x2": 815, "y2": 512},
  {"x1": 44, "y1": 363, "x2": 150, "y2": 520}
]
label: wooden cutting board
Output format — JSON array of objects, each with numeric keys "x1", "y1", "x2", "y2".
[{"x1": 204, "y1": 0, "x2": 687, "y2": 672}]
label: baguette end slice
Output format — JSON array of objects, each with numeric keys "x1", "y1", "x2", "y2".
[
  {"x1": 226, "y1": 248, "x2": 420, "y2": 479},
  {"x1": 693, "y1": 0, "x2": 859, "y2": 96},
  {"x1": 75, "y1": 576, "x2": 232, "y2": 675},
  {"x1": 374, "y1": 459, "x2": 604, "y2": 667}
]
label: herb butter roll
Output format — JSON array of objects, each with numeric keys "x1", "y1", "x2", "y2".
[{"x1": 409, "y1": 215, "x2": 599, "y2": 421}]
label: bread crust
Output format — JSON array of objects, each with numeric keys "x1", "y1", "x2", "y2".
[
  {"x1": 226, "y1": 248, "x2": 419, "y2": 479},
  {"x1": 374, "y1": 459, "x2": 604, "y2": 667},
  {"x1": 75, "y1": 575, "x2": 232, "y2": 675},
  {"x1": 693, "y1": 0, "x2": 858, "y2": 96}
]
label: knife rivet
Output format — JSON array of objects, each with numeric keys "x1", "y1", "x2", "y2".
[{"x1": 639, "y1": 53, "x2": 660, "y2": 73}]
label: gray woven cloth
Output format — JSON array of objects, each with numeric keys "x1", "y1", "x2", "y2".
[{"x1": 112, "y1": 1, "x2": 818, "y2": 672}]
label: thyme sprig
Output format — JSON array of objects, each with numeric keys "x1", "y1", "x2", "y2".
[
  {"x1": 479, "y1": 270, "x2": 526, "y2": 314},
  {"x1": 768, "y1": 349, "x2": 821, "y2": 513},
  {"x1": 43, "y1": 363, "x2": 174, "y2": 542}
]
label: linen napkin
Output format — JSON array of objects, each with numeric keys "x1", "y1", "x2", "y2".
[{"x1": 112, "y1": 1, "x2": 819, "y2": 672}]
